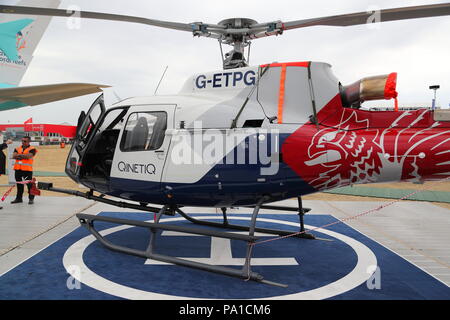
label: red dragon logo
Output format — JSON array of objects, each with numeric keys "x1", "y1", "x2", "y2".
[{"x1": 282, "y1": 95, "x2": 450, "y2": 191}]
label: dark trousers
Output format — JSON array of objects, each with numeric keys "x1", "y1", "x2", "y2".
[{"x1": 15, "y1": 170, "x2": 34, "y2": 200}]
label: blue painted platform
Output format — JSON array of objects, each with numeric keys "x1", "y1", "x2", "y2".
[{"x1": 0, "y1": 212, "x2": 448, "y2": 300}]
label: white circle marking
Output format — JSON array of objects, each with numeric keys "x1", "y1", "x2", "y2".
[{"x1": 63, "y1": 216, "x2": 377, "y2": 300}]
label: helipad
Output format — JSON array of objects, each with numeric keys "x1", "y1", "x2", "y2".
[{"x1": 0, "y1": 198, "x2": 449, "y2": 299}]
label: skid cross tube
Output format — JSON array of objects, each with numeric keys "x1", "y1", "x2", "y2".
[
  {"x1": 177, "y1": 208, "x2": 300, "y2": 237},
  {"x1": 177, "y1": 196, "x2": 315, "y2": 239}
]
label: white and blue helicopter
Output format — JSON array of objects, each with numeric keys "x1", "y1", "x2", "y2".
[{"x1": 2, "y1": 3, "x2": 450, "y2": 286}]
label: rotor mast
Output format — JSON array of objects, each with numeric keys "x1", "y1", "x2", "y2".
[{"x1": 217, "y1": 18, "x2": 258, "y2": 69}]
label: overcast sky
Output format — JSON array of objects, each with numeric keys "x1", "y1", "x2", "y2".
[{"x1": 1, "y1": 0, "x2": 450, "y2": 124}]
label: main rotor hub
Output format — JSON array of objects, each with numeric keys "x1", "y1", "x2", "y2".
[
  {"x1": 217, "y1": 18, "x2": 260, "y2": 44},
  {"x1": 218, "y1": 18, "x2": 258, "y2": 29}
]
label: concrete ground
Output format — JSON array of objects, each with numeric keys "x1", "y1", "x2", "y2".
[{"x1": 0, "y1": 197, "x2": 94, "y2": 275}]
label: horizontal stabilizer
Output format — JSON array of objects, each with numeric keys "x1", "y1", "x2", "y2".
[{"x1": 0, "y1": 83, "x2": 110, "y2": 107}]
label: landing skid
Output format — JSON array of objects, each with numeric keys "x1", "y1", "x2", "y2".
[
  {"x1": 38, "y1": 182, "x2": 315, "y2": 287},
  {"x1": 176, "y1": 196, "x2": 315, "y2": 240}
]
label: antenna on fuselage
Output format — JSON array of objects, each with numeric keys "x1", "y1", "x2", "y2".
[{"x1": 154, "y1": 65, "x2": 168, "y2": 95}]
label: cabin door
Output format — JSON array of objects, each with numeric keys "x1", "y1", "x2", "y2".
[{"x1": 110, "y1": 105, "x2": 176, "y2": 191}]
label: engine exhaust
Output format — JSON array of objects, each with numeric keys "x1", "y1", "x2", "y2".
[{"x1": 341, "y1": 72, "x2": 398, "y2": 108}]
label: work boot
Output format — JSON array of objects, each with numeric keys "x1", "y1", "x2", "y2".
[
  {"x1": 28, "y1": 199, "x2": 34, "y2": 205},
  {"x1": 11, "y1": 199, "x2": 23, "y2": 204}
]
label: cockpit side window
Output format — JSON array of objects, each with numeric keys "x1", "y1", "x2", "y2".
[
  {"x1": 99, "y1": 107, "x2": 129, "y2": 131},
  {"x1": 120, "y1": 111, "x2": 167, "y2": 152}
]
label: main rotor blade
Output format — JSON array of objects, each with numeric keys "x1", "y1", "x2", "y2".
[
  {"x1": 282, "y1": 3, "x2": 450, "y2": 30},
  {"x1": 0, "y1": 5, "x2": 194, "y2": 32}
]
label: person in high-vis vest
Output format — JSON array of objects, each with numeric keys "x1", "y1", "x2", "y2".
[
  {"x1": 11, "y1": 136, "x2": 38, "y2": 205},
  {"x1": 0, "y1": 139, "x2": 13, "y2": 209}
]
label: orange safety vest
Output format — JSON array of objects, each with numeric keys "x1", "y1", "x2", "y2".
[{"x1": 13, "y1": 146, "x2": 37, "y2": 171}]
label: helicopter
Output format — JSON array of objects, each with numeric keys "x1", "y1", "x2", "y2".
[{"x1": 1, "y1": 2, "x2": 450, "y2": 287}]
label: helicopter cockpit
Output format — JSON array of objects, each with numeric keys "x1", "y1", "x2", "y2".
[{"x1": 66, "y1": 95, "x2": 174, "y2": 194}]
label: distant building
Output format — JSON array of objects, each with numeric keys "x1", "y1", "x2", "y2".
[
  {"x1": 365, "y1": 102, "x2": 441, "y2": 112},
  {"x1": 368, "y1": 106, "x2": 440, "y2": 111},
  {"x1": 0, "y1": 118, "x2": 76, "y2": 143}
]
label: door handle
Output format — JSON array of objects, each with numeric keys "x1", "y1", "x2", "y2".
[{"x1": 155, "y1": 150, "x2": 165, "y2": 153}]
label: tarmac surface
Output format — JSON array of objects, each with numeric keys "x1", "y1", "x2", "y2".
[{"x1": 0, "y1": 196, "x2": 449, "y2": 299}]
